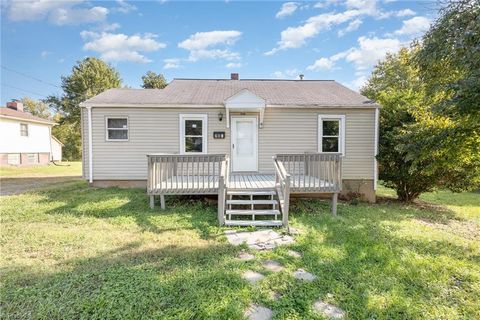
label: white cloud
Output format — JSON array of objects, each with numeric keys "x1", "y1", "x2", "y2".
[
  {"x1": 163, "y1": 58, "x2": 181, "y2": 69},
  {"x1": 306, "y1": 58, "x2": 334, "y2": 71},
  {"x1": 276, "y1": 2, "x2": 298, "y2": 19},
  {"x1": 313, "y1": 0, "x2": 340, "y2": 9},
  {"x1": 395, "y1": 9, "x2": 416, "y2": 17},
  {"x1": 266, "y1": 0, "x2": 385, "y2": 55},
  {"x1": 394, "y1": 16, "x2": 431, "y2": 36},
  {"x1": 113, "y1": 0, "x2": 137, "y2": 14},
  {"x1": 178, "y1": 30, "x2": 242, "y2": 62},
  {"x1": 40, "y1": 50, "x2": 51, "y2": 58},
  {"x1": 349, "y1": 74, "x2": 368, "y2": 90},
  {"x1": 273, "y1": 68, "x2": 301, "y2": 79},
  {"x1": 226, "y1": 62, "x2": 242, "y2": 68},
  {"x1": 338, "y1": 18, "x2": 362, "y2": 37},
  {"x1": 81, "y1": 31, "x2": 166, "y2": 63},
  {"x1": 6, "y1": 0, "x2": 108, "y2": 25}
]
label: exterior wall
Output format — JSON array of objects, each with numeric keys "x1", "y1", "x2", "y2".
[
  {"x1": 51, "y1": 138, "x2": 62, "y2": 161},
  {"x1": 0, "y1": 152, "x2": 50, "y2": 166},
  {"x1": 83, "y1": 107, "x2": 376, "y2": 196},
  {"x1": 0, "y1": 117, "x2": 52, "y2": 153}
]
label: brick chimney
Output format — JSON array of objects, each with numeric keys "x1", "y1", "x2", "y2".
[
  {"x1": 6, "y1": 100, "x2": 23, "y2": 112},
  {"x1": 230, "y1": 73, "x2": 239, "y2": 80}
]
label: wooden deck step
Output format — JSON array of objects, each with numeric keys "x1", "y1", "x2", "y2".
[
  {"x1": 227, "y1": 190, "x2": 276, "y2": 196},
  {"x1": 226, "y1": 209, "x2": 280, "y2": 216},
  {"x1": 226, "y1": 199, "x2": 278, "y2": 205},
  {"x1": 225, "y1": 220, "x2": 283, "y2": 227}
]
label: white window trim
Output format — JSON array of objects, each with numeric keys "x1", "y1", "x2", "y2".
[
  {"x1": 105, "y1": 116, "x2": 129, "y2": 142},
  {"x1": 318, "y1": 114, "x2": 346, "y2": 155},
  {"x1": 180, "y1": 114, "x2": 208, "y2": 154}
]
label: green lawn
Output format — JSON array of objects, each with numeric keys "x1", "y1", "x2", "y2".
[
  {"x1": 1, "y1": 182, "x2": 478, "y2": 319},
  {"x1": 0, "y1": 161, "x2": 82, "y2": 178}
]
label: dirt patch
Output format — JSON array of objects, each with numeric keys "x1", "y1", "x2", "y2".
[{"x1": 0, "y1": 176, "x2": 81, "y2": 196}]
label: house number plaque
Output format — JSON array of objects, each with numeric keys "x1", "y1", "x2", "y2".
[{"x1": 213, "y1": 131, "x2": 225, "y2": 139}]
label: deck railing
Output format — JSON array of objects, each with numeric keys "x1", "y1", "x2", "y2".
[
  {"x1": 274, "y1": 153, "x2": 342, "y2": 193},
  {"x1": 147, "y1": 154, "x2": 227, "y2": 195},
  {"x1": 273, "y1": 156, "x2": 291, "y2": 227}
]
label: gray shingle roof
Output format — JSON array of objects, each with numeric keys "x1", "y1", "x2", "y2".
[{"x1": 81, "y1": 79, "x2": 376, "y2": 107}]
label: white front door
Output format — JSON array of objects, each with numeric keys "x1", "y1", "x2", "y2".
[{"x1": 231, "y1": 117, "x2": 258, "y2": 172}]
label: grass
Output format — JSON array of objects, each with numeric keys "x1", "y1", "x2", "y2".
[
  {"x1": 0, "y1": 182, "x2": 478, "y2": 319},
  {"x1": 0, "y1": 161, "x2": 82, "y2": 178}
]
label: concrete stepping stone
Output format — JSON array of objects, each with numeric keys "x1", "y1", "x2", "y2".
[
  {"x1": 293, "y1": 268, "x2": 317, "y2": 281},
  {"x1": 237, "y1": 251, "x2": 255, "y2": 261},
  {"x1": 225, "y1": 229, "x2": 295, "y2": 250},
  {"x1": 286, "y1": 250, "x2": 301, "y2": 258},
  {"x1": 244, "y1": 304, "x2": 273, "y2": 320},
  {"x1": 243, "y1": 270, "x2": 265, "y2": 284},
  {"x1": 262, "y1": 260, "x2": 284, "y2": 272},
  {"x1": 313, "y1": 300, "x2": 345, "y2": 319}
]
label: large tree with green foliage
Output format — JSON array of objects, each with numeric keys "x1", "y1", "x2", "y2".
[
  {"x1": 141, "y1": 71, "x2": 167, "y2": 89},
  {"x1": 362, "y1": 0, "x2": 480, "y2": 201},
  {"x1": 47, "y1": 57, "x2": 121, "y2": 160},
  {"x1": 21, "y1": 97, "x2": 52, "y2": 119}
]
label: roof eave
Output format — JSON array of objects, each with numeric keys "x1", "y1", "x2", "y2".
[{"x1": 0, "y1": 114, "x2": 56, "y2": 125}]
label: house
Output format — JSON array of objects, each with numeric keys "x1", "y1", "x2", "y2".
[
  {"x1": 0, "y1": 101, "x2": 60, "y2": 166},
  {"x1": 80, "y1": 74, "x2": 379, "y2": 227},
  {"x1": 51, "y1": 136, "x2": 64, "y2": 161}
]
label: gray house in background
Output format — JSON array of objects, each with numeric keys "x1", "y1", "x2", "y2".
[{"x1": 80, "y1": 74, "x2": 379, "y2": 227}]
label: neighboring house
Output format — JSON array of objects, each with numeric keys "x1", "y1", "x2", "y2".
[
  {"x1": 0, "y1": 101, "x2": 58, "y2": 166},
  {"x1": 51, "y1": 136, "x2": 63, "y2": 161},
  {"x1": 80, "y1": 74, "x2": 379, "y2": 227}
]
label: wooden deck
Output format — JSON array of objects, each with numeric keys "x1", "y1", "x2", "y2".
[{"x1": 152, "y1": 173, "x2": 335, "y2": 192}]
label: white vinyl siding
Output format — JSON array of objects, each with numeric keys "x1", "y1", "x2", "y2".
[{"x1": 83, "y1": 107, "x2": 375, "y2": 180}]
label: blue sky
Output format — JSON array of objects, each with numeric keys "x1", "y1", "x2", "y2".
[{"x1": 0, "y1": 0, "x2": 436, "y2": 105}]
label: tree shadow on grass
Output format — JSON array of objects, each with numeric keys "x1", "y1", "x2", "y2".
[
  {"x1": 285, "y1": 199, "x2": 479, "y2": 319},
  {"x1": 1, "y1": 242, "x2": 249, "y2": 320},
  {"x1": 36, "y1": 182, "x2": 221, "y2": 239}
]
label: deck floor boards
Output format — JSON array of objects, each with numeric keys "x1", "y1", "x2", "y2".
[{"x1": 152, "y1": 173, "x2": 335, "y2": 193}]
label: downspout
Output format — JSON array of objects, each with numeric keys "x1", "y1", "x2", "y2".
[
  {"x1": 374, "y1": 107, "x2": 379, "y2": 190},
  {"x1": 87, "y1": 106, "x2": 93, "y2": 184}
]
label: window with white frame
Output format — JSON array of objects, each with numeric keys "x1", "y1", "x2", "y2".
[
  {"x1": 7, "y1": 153, "x2": 21, "y2": 165},
  {"x1": 27, "y1": 153, "x2": 39, "y2": 164},
  {"x1": 20, "y1": 123, "x2": 28, "y2": 136},
  {"x1": 180, "y1": 114, "x2": 207, "y2": 154},
  {"x1": 106, "y1": 117, "x2": 128, "y2": 141},
  {"x1": 318, "y1": 115, "x2": 345, "y2": 154}
]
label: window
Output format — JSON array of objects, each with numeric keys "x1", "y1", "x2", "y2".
[
  {"x1": 106, "y1": 117, "x2": 128, "y2": 141},
  {"x1": 7, "y1": 154, "x2": 21, "y2": 165},
  {"x1": 27, "y1": 153, "x2": 39, "y2": 164},
  {"x1": 180, "y1": 114, "x2": 207, "y2": 154},
  {"x1": 318, "y1": 115, "x2": 345, "y2": 155},
  {"x1": 20, "y1": 123, "x2": 28, "y2": 136}
]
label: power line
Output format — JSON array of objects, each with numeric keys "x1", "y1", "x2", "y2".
[
  {"x1": 1, "y1": 83, "x2": 49, "y2": 98},
  {"x1": 1, "y1": 65, "x2": 61, "y2": 89}
]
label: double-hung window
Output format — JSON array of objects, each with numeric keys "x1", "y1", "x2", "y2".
[
  {"x1": 180, "y1": 114, "x2": 207, "y2": 154},
  {"x1": 318, "y1": 115, "x2": 345, "y2": 155},
  {"x1": 106, "y1": 117, "x2": 128, "y2": 141},
  {"x1": 20, "y1": 123, "x2": 28, "y2": 137}
]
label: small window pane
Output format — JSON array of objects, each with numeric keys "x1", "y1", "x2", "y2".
[
  {"x1": 185, "y1": 137, "x2": 203, "y2": 152},
  {"x1": 322, "y1": 137, "x2": 339, "y2": 152},
  {"x1": 27, "y1": 153, "x2": 38, "y2": 164},
  {"x1": 323, "y1": 120, "x2": 339, "y2": 136},
  {"x1": 108, "y1": 130, "x2": 128, "y2": 140},
  {"x1": 108, "y1": 118, "x2": 127, "y2": 129},
  {"x1": 20, "y1": 124, "x2": 28, "y2": 136},
  {"x1": 185, "y1": 120, "x2": 203, "y2": 135},
  {"x1": 7, "y1": 154, "x2": 20, "y2": 165}
]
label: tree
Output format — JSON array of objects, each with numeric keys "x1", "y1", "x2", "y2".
[
  {"x1": 21, "y1": 97, "x2": 51, "y2": 119},
  {"x1": 141, "y1": 71, "x2": 167, "y2": 89},
  {"x1": 361, "y1": 46, "x2": 439, "y2": 201},
  {"x1": 46, "y1": 57, "x2": 122, "y2": 160}
]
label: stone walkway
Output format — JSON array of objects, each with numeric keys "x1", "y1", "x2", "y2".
[
  {"x1": 232, "y1": 231, "x2": 345, "y2": 319},
  {"x1": 225, "y1": 229, "x2": 294, "y2": 250}
]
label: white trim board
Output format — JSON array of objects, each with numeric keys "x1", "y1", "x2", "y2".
[
  {"x1": 318, "y1": 114, "x2": 346, "y2": 155},
  {"x1": 179, "y1": 114, "x2": 208, "y2": 154}
]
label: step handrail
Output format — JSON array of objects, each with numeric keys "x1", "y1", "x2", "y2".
[{"x1": 273, "y1": 155, "x2": 291, "y2": 228}]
